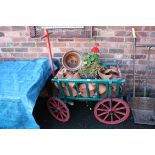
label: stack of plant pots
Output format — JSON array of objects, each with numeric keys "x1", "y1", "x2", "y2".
[{"x1": 54, "y1": 65, "x2": 122, "y2": 98}]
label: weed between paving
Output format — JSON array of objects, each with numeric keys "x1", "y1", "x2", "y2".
[{"x1": 33, "y1": 97, "x2": 155, "y2": 129}]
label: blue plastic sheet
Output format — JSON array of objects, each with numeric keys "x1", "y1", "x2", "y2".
[{"x1": 0, "y1": 58, "x2": 58, "y2": 129}]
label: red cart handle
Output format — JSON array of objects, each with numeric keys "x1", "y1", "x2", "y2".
[{"x1": 42, "y1": 29, "x2": 55, "y2": 77}]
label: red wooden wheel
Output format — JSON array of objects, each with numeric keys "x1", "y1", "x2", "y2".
[
  {"x1": 47, "y1": 97, "x2": 70, "y2": 123},
  {"x1": 94, "y1": 98, "x2": 130, "y2": 125}
]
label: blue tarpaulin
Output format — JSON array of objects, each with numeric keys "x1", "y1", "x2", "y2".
[{"x1": 0, "y1": 58, "x2": 58, "y2": 129}]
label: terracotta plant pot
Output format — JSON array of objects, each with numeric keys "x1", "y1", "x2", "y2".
[
  {"x1": 98, "y1": 70, "x2": 112, "y2": 79},
  {"x1": 70, "y1": 72, "x2": 81, "y2": 87},
  {"x1": 63, "y1": 87, "x2": 77, "y2": 97},
  {"x1": 55, "y1": 67, "x2": 68, "y2": 78},
  {"x1": 62, "y1": 51, "x2": 82, "y2": 71},
  {"x1": 62, "y1": 68, "x2": 68, "y2": 77},
  {"x1": 88, "y1": 83, "x2": 96, "y2": 91},
  {"x1": 71, "y1": 87, "x2": 78, "y2": 96},
  {"x1": 65, "y1": 72, "x2": 74, "y2": 87},
  {"x1": 79, "y1": 84, "x2": 95, "y2": 97},
  {"x1": 54, "y1": 82, "x2": 66, "y2": 89},
  {"x1": 79, "y1": 84, "x2": 86, "y2": 92},
  {"x1": 79, "y1": 83, "x2": 96, "y2": 91},
  {"x1": 99, "y1": 84, "x2": 106, "y2": 94},
  {"x1": 104, "y1": 67, "x2": 119, "y2": 75},
  {"x1": 80, "y1": 89, "x2": 95, "y2": 97},
  {"x1": 65, "y1": 72, "x2": 73, "y2": 78},
  {"x1": 54, "y1": 69, "x2": 64, "y2": 89},
  {"x1": 65, "y1": 72, "x2": 81, "y2": 88},
  {"x1": 112, "y1": 84, "x2": 123, "y2": 97},
  {"x1": 73, "y1": 72, "x2": 81, "y2": 79},
  {"x1": 112, "y1": 84, "x2": 117, "y2": 91},
  {"x1": 100, "y1": 92, "x2": 106, "y2": 98},
  {"x1": 112, "y1": 84, "x2": 117, "y2": 97},
  {"x1": 112, "y1": 92, "x2": 116, "y2": 97},
  {"x1": 112, "y1": 85, "x2": 123, "y2": 97},
  {"x1": 56, "y1": 71, "x2": 64, "y2": 79}
]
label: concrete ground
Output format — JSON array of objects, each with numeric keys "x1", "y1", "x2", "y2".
[{"x1": 33, "y1": 97, "x2": 155, "y2": 129}]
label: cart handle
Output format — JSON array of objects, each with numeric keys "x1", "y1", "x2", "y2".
[
  {"x1": 41, "y1": 32, "x2": 53, "y2": 40},
  {"x1": 132, "y1": 28, "x2": 136, "y2": 39},
  {"x1": 41, "y1": 29, "x2": 55, "y2": 77}
]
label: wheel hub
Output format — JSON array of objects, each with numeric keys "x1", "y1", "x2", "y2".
[{"x1": 109, "y1": 111, "x2": 114, "y2": 115}]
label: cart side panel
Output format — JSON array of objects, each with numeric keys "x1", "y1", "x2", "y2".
[{"x1": 52, "y1": 78, "x2": 125, "y2": 101}]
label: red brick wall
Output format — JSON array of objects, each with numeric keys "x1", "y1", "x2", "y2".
[
  {"x1": 0, "y1": 26, "x2": 155, "y2": 92},
  {"x1": 0, "y1": 26, "x2": 49, "y2": 60}
]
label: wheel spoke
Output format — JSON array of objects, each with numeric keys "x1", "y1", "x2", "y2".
[
  {"x1": 101, "y1": 103, "x2": 109, "y2": 109},
  {"x1": 103, "y1": 113, "x2": 110, "y2": 121},
  {"x1": 55, "y1": 113, "x2": 60, "y2": 118},
  {"x1": 48, "y1": 107, "x2": 56, "y2": 113},
  {"x1": 113, "y1": 102, "x2": 121, "y2": 109},
  {"x1": 50, "y1": 100, "x2": 65, "y2": 110},
  {"x1": 49, "y1": 103, "x2": 56, "y2": 108},
  {"x1": 98, "y1": 111, "x2": 108, "y2": 117},
  {"x1": 59, "y1": 113, "x2": 64, "y2": 119},
  {"x1": 97, "y1": 108, "x2": 108, "y2": 112},
  {"x1": 56, "y1": 100, "x2": 61, "y2": 107},
  {"x1": 59, "y1": 106, "x2": 67, "y2": 111},
  {"x1": 61, "y1": 111, "x2": 68, "y2": 117},
  {"x1": 61, "y1": 109, "x2": 68, "y2": 113},
  {"x1": 49, "y1": 101, "x2": 57, "y2": 108},
  {"x1": 53, "y1": 104, "x2": 58, "y2": 109},
  {"x1": 114, "y1": 113, "x2": 121, "y2": 120},
  {"x1": 111, "y1": 115, "x2": 114, "y2": 122},
  {"x1": 109, "y1": 99, "x2": 112, "y2": 110},
  {"x1": 115, "y1": 107, "x2": 126, "y2": 111},
  {"x1": 49, "y1": 108, "x2": 57, "y2": 113},
  {"x1": 116, "y1": 111, "x2": 126, "y2": 116},
  {"x1": 53, "y1": 99, "x2": 59, "y2": 107}
]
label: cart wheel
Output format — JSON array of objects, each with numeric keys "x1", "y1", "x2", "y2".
[
  {"x1": 94, "y1": 98, "x2": 130, "y2": 125},
  {"x1": 47, "y1": 97, "x2": 70, "y2": 123}
]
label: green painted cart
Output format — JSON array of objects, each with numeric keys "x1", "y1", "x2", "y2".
[{"x1": 47, "y1": 62, "x2": 130, "y2": 125}]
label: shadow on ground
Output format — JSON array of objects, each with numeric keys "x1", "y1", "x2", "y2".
[{"x1": 33, "y1": 97, "x2": 155, "y2": 129}]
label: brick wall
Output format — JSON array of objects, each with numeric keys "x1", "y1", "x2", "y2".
[{"x1": 0, "y1": 26, "x2": 155, "y2": 93}]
